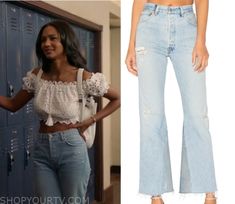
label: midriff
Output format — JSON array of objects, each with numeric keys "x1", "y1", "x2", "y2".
[
  {"x1": 39, "y1": 121, "x2": 79, "y2": 133},
  {"x1": 147, "y1": 0, "x2": 193, "y2": 6}
]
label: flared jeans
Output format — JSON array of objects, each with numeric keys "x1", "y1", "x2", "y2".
[{"x1": 136, "y1": 3, "x2": 217, "y2": 195}]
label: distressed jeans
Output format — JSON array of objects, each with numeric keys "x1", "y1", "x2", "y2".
[
  {"x1": 33, "y1": 129, "x2": 91, "y2": 204},
  {"x1": 136, "y1": 3, "x2": 217, "y2": 195}
]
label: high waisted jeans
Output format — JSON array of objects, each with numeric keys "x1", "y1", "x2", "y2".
[
  {"x1": 136, "y1": 3, "x2": 217, "y2": 195},
  {"x1": 33, "y1": 129, "x2": 91, "y2": 204}
]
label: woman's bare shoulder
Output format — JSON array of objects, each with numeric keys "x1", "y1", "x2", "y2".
[
  {"x1": 82, "y1": 69, "x2": 93, "y2": 81},
  {"x1": 31, "y1": 67, "x2": 41, "y2": 75}
]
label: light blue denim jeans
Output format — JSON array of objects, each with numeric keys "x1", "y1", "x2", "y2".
[
  {"x1": 33, "y1": 129, "x2": 91, "y2": 204},
  {"x1": 136, "y1": 3, "x2": 217, "y2": 195}
]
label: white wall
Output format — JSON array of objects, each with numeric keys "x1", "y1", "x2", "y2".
[
  {"x1": 111, "y1": 27, "x2": 120, "y2": 166},
  {"x1": 43, "y1": 0, "x2": 120, "y2": 190}
]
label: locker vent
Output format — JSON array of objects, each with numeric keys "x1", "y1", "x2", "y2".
[
  {"x1": 26, "y1": 103, "x2": 33, "y2": 114},
  {"x1": 25, "y1": 128, "x2": 34, "y2": 148},
  {"x1": 10, "y1": 17, "x2": 18, "y2": 31},
  {"x1": 25, "y1": 22, "x2": 33, "y2": 35},
  {"x1": 10, "y1": 138, "x2": 19, "y2": 152}
]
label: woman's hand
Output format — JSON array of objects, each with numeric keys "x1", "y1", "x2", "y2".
[
  {"x1": 125, "y1": 48, "x2": 138, "y2": 76},
  {"x1": 77, "y1": 118, "x2": 94, "y2": 137},
  {"x1": 68, "y1": 118, "x2": 94, "y2": 141},
  {"x1": 68, "y1": 87, "x2": 120, "y2": 142},
  {"x1": 192, "y1": 41, "x2": 209, "y2": 73}
]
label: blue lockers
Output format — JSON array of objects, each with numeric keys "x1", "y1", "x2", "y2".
[
  {"x1": 0, "y1": 128, "x2": 8, "y2": 196},
  {"x1": 0, "y1": 1, "x2": 8, "y2": 197},
  {"x1": 6, "y1": 127, "x2": 24, "y2": 197},
  {"x1": 23, "y1": 125, "x2": 37, "y2": 197},
  {"x1": 0, "y1": 1, "x2": 97, "y2": 201},
  {"x1": 37, "y1": 14, "x2": 52, "y2": 33},
  {"x1": 21, "y1": 8, "x2": 37, "y2": 124},
  {"x1": 0, "y1": 2, "x2": 7, "y2": 128},
  {"x1": 6, "y1": 3, "x2": 23, "y2": 126}
]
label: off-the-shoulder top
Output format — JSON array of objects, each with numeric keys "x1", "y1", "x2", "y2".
[{"x1": 22, "y1": 68, "x2": 109, "y2": 126}]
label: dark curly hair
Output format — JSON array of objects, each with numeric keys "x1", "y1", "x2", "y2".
[{"x1": 36, "y1": 20, "x2": 87, "y2": 72}]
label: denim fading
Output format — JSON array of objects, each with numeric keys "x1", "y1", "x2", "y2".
[
  {"x1": 136, "y1": 3, "x2": 217, "y2": 195},
  {"x1": 33, "y1": 128, "x2": 91, "y2": 204}
]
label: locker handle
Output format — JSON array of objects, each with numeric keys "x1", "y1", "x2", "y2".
[
  {"x1": 7, "y1": 152, "x2": 14, "y2": 176},
  {"x1": 8, "y1": 82, "x2": 14, "y2": 97},
  {"x1": 11, "y1": 8, "x2": 16, "y2": 13},
  {"x1": 24, "y1": 148, "x2": 30, "y2": 168}
]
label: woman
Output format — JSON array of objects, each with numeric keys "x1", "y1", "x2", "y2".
[
  {"x1": 0, "y1": 20, "x2": 120, "y2": 203},
  {"x1": 125, "y1": 0, "x2": 216, "y2": 204}
]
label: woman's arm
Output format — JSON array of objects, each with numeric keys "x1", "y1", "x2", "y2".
[
  {"x1": 193, "y1": 0, "x2": 209, "y2": 72},
  {"x1": 0, "y1": 90, "x2": 34, "y2": 112},
  {"x1": 71, "y1": 70, "x2": 120, "y2": 133},
  {"x1": 74, "y1": 87, "x2": 120, "y2": 134},
  {"x1": 0, "y1": 68, "x2": 39, "y2": 112},
  {"x1": 92, "y1": 87, "x2": 120, "y2": 122},
  {"x1": 125, "y1": 0, "x2": 147, "y2": 76}
]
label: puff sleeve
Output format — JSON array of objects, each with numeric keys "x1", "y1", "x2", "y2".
[
  {"x1": 22, "y1": 69, "x2": 36, "y2": 93},
  {"x1": 83, "y1": 72, "x2": 109, "y2": 97}
]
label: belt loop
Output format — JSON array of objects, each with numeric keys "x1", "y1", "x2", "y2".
[
  {"x1": 61, "y1": 133, "x2": 64, "y2": 141},
  {"x1": 48, "y1": 133, "x2": 53, "y2": 140},
  {"x1": 179, "y1": 7, "x2": 184, "y2": 17},
  {"x1": 154, "y1": 4, "x2": 158, "y2": 15}
]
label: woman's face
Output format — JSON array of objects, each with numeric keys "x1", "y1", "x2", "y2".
[{"x1": 41, "y1": 25, "x2": 64, "y2": 60}]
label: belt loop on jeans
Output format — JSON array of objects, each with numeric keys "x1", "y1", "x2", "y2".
[
  {"x1": 154, "y1": 4, "x2": 158, "y2": 15},
  {"x1": 61, "y1": 133, "x2": 65, "y2": 141},
  {"x1": 179, "y1": 7, "x2": 184, "y2": 17},
  {"x1": 48, "y1": 133, "x2": 53, "y2": 140}
]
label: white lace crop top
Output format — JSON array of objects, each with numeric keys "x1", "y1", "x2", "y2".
[{"x1": 22, "y1": 68, "x2": 109, "y2": 126}]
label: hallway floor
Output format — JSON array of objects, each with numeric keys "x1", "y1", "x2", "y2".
[{"x1": 93, "y1": 172, "x2": 120, "y2": 204}]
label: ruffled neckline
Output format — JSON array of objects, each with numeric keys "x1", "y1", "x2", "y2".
[
  {"x1": 38, "y1": 78, "x2": 78, "y2": 86},
  {"x1": 37, "y1": 73, "x2": 98, "y2": 86}
]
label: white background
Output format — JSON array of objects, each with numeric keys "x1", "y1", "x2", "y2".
[{"x1": 121, "y1": 0, "x2": 235, "y2": 203}]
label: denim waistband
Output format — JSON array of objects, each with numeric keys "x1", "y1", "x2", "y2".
[
  {"x1": 143, "y1": 3, "x2": 193, "y2": 14},
  {"x1": 37, "y1": 128, "x2": 79, "y2": 140}
]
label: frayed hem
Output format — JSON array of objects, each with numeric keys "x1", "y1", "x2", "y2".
[
  {"x1": 178, "y1": 191, "x2": 218, "y2": 200},
  {"x1": 138, "y1": 189, "x2": 174, "y2": 197},
  {"x1": 136, "y1": 191, "x2": 218, "y2": 203},
  {"x1": 179, "y1": 189, "x2": 218, "y2": 194}
]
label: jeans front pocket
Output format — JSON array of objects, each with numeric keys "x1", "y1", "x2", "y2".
[
  {"x1": 138, "y1": 9, "x2": 155, "y2": 24},
  {"x1": 62, "y1": 130, "x2": 85, "y2": 147},
  {"x1": 183, "y1": 12, "x2": 197, "y2": 27}
]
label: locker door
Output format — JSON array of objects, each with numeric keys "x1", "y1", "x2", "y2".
[
  {"x1": 0, "y1": 2, "x2": 7, "y2": 127},
  {"x1": 0, "y1": 128, "x2": 8, "y2": 196},
  {"x1": 36, "y1": 14, "x2": 51, "y2": 66},
  {"x1": 6, "y1": 127, "x2": 24, "y2": 197},
  {"x1": 21, "y1": 8, "x2": 37, "y2": 123},
  {"x1": 23, "y1": 126, "x2": 36, "y2": 197},
  {"x1": 6, "y1": 3, "x2": 22, "y2": 125},
  {"x1": 37, "y1": 14, "x2": 51, "y2": 33}
]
